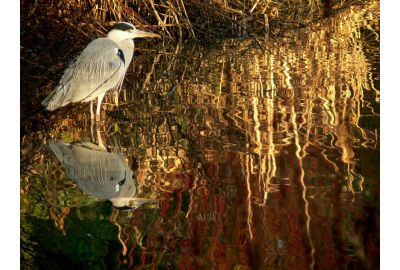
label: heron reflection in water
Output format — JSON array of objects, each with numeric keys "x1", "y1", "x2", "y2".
[{"x1": 48, "y1": 137, "x2": 157, "y2": 210}]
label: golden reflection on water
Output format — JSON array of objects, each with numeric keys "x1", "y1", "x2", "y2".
[{"x1": 21, "y1": 2, "x2": 379, "y2": 269}]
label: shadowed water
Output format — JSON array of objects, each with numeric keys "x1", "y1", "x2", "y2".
[{"x1": 21, "y1": 3, "x2": 379, "y2": 269}]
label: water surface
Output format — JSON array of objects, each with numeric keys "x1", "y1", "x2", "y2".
[{"x1": 21, "y1": 3, "x2": 379, "y2": 269}]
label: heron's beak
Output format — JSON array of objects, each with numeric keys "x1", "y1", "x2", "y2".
[{"x1": 129, "y1": 29, "x2": 160, "y2": 39}]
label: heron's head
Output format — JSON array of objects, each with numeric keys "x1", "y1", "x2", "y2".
[{"x1": 108, "y1": 22, "x2": 160, "y2": 41}]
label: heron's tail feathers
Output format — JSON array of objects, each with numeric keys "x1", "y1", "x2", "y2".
[{"x1": 41, "y1": 85, "x2": 71, "y2": 111}]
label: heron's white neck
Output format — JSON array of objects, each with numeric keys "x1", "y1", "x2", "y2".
[{"x1": 107, "y1": 29, "x2": 135, "y2": 42}]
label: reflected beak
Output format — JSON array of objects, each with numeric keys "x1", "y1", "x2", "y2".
[
  {"x1": 129, "y1": 28, "x2": 160, "y2": 39},
  {"x1": 111, "y1": 197, "x2": 159, "y2": 209}
]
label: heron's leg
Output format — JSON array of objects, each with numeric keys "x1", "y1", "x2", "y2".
[
  {"x1": 114, "y1": 91, "x2": 119, "y2": 107},
  {"x1": 96, "y1": 93, "x2": 106, "y2": 120},
  {"x1": 96, "y1": 124, "x2": 106, "y2": 150},
  {"x1": 90, "y1": 100, "x2": 94, "y2": 120},
  {"x1": 90, "y1": 100, "x2": 95, "y2": 142},
  {"x1": 90, "y1": 115, "x2": 95, "y2": 142}
]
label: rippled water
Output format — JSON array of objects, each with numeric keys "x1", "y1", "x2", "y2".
[{"x1": 21, "y1": 3, "x2": 379, "y2": 269}]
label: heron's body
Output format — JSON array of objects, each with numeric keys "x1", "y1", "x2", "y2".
[
  {"x1": 49, "y1": 138, "x2": 158, "y2": 209},
  {"x1": 41, "y1": 22, "x2": 159, "y2": 118},
  {"x1": 43, "y1": 38, "x2": 133, "y2": 109},
  {"x1": 48, "y1": 139, "x2": 135, "y2": 200}
]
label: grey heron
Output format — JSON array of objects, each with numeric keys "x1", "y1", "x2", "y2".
[
  {"x1": 42, "y1": 22, "x2": 160, "y2": 119},
  {"x1": 48, "y1": 138, "x2": 157, "y2": 209}
]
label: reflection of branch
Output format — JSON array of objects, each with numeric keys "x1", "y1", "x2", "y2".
[
  {"x1": 111, "y1": 210, "x2": 128, "y2": 256},
  {"x1": 244, "y1": 154, "x2": 253, "y2": 240},
  {"x1": 264, "y1": 98, "x2": 276, "y2": 203},
  {"x1": 290, "y1": 100, "x2": 316, "y2": 270},
  {"x1": 141, "y1": 53, "x2": 162, "y2": 91}
]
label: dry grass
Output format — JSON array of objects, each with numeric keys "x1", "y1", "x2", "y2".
[{"x1": 21, "y1": 0, "x2": 368, "y2": 42}]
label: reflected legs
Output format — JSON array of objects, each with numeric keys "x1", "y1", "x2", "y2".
[{"x1": 96, "y1": 124, "x2": 106, "y2": 150}]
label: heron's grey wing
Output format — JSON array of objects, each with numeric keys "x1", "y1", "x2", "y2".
[
  {"x1": 48, "y1": 139, "x2": 73, "y2": 164},
  {"x1": 48, "y1": 139, "x2": 135, "y2": 199},
  {"x1": 66, "y1": 145, "x2": 132, "y2": 199},
  {"x1": 42, "y1": 38, "x2": 127, "y2": 110}
]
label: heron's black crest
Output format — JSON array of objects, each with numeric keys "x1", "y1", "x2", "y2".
[{"x1": 112, "y1": 22, "x2": 135, "y2": 31}]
